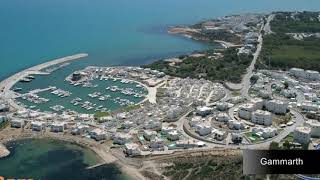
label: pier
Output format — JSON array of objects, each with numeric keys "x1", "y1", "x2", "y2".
[
  {"x1": 0, "y1": 53, "x2": 88, "y2": 111},
  {"x1": 86, "y1": 162, "x2": 108, "y2": 169}
]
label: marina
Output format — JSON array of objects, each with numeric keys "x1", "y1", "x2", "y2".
[{"x1": 13, "y1": 75, "x2": 147, "y2": 114}]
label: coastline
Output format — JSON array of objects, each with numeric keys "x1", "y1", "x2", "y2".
[
  {"x1": 0, "y1": 143, "x2": 10, "y2": 158},
  {"x1": 0, "y1": 53, "x2": 88, "y2": 111},
  {"x1": 168, "y1": 27, "x2": 240, "y2": 48},
  {"x1": 0, "y1": 127, "x2": 146, "y2": 180}
]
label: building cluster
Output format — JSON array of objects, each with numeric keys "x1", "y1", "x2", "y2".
[
  {"x1": 249, "y1": 68, "x2": 320, "y2": 147},
  {"x1": 188, "y1": 115, "x2": 226, "y2": 141},
  {"x1": 290, "y1": 68, "x2": 320, "y2": 81},
  {"x1": 202, "y1": 14, "x2": 262, "y2": 33},
  {"x1": 237, "y1": 98, "x2": 288, "y2": 126},
  {"x1": 68, "y1": 66, "x2": 166, "y2": 88},
  {"x1": 0, "y1": 100, "x2": 10, "y2": 112},
  {"x1": 6, "y1": 62, "x2": 320, "y2": 154},
  {"x1": 166, "y1": 77, "x2": 226, "y2": 106},
  {"x1": 238, "y1": 32, "x2": 259, "y2": 55},
  {"x1": 293, "y1": 120, "x2": 320, "y2": 145}
]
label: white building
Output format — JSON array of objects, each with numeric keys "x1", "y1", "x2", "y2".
[
  {"x1": 290, "y1": 68, "x2": 320, "y2": 81},
  {"x1": 265, "y1": 100, "x2": 288, "y2": 114},
  {"x1": 228, "y1": 120, "x2": 244, "y2": 130},
  {"x1": 143, "y1": 119, "x2": 162, "y2": 130},
  {"x1": 167, "y1": 130, "x2": 179, "y2": 141},
  {"x1": 250, "y1": 98, "x2": 264, "y2": 110},
  {"x1": 50, "y1": 122, "x2": 66, "y2": 132},
  {"x1": 76, "y1": 114, "x2": 93, "y2": 121},
  {"x1": 294, "y1": 126, "x2": 311, "y2": 144},
  {"x1": 195, "y1": 123, "x2": 212, "y2": 136},
  {"x1": 216, "y1": 113, "x2": 230, "y2": 122},
  {"x1": 0, "y1": 103, "x2": 9, "y2": 112},
  {"x1": 90, "y1": 128, "x2": 106, "y2": 141},
  {"x1": 113, "y1": 133, "x2": 132, "y2": 145},
  {"x1": 10, "y1": 119, "x2": 25, "y2": 128},
  {"x1": 290, "y1": 68, "x2": 305, "y2": 78},
  {"x1": 122, "y1": 121, "x2": 134, "y2": 129},
  {"x1": 238, "y1": 103, "x2": 255, "y2": 120},
  {"x1": 231, "y1": 133, "x2": 243, "y2": 143},
  {"x1": 259, "y1": 90, "x2": 271, "y2": 99},
  {"x1": 280, "y1": 89, "x2": 296, "y2": 98},
  {"x1": 124, "y1": 143, "x2": 141, "y2": 156},
  {"x1": 31, "y1": 121, "x2": 45, "y2": 131},
  {"x1": 212, "y1": 129, "x2": 225, "y2": 141},
  {"x1": 116, "y1": 113, "x2": 127, "y2": 120},
  {"x1": 166, "y1": 106, "x2": 183, "y2": 121},
  {"x1": 305, "y1": 70, "x2": 320, "y2": 81},
  {"x1": 252, "y1": 127, "x2": 277, "y2": 139},
  {"x1": 149, "y1": 137, "x2": 164, "y2": 149},
  {"x1": 304, "y1": 93, "x2": 318, "y2": 102},
  {"x1": 299, "y1": 85, "x2": 313, "y2": 93},
  {"x1": 196, "y1": 106, "x2": 213, "y2": 117},
  {"x1": 161, "y1": 125, "x2": 175, "y2": 135},
  {"x1": 189, "y1": 116, "x2": 203, "y2": 127},
  {"x1": 309, "y1": 82, "x2": 320, "y2": 89},
  {"x1": 251, "y1": 110, "x2": 272, "y2": 126},
  {"x1": 71, "y1": 124, "x2": 89, "y2": 135},
  {"x1": 230, "y1": 96, "x2": 245, "y2": 104},
  {"x1": 97, "y1": 115, "x2": 113, "y2": 123},
  {"x1": 28, "y1": 112, "x2": 40, "y2": 119},
  {"x1": 305, "y1": 120, "x2": 320, "y2": 138},
  {"x1": 301, "y1": 102, "x2": 319, "y2": 112},
  {"x1": 175, "y1": 140, "x2": 197, "y2": 149},
  {"x1": 59, "y1": 114, "x2": 74, "y2": 121},
  {"x1": 143, "y1": 130, "x2": 157, "y2": 141},
  {"x1": 216, "y1": 102, "x2": 228, "y2": 111}
]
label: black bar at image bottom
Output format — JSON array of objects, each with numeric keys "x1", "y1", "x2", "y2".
[{"x1": 243, "y1": 150, "x2": 320, "y2": 174}]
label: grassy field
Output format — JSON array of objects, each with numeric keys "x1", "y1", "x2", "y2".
[
  {"x1": 0, "y1": 121, "x2": 9, "y2": 130},
  {"x1": 244, "y1": 132, "x2": 264, "y2": 143},
  {"x1": 94, "y1": 111, "x2": 111, "y2": 119},
  {"x1": 257, "y1": 11, "x2": 320, "y2": 71},
  {"x1": 271, "y1": 11, "x2": 320, "y2": 33},
  {"x1": 272, "y1": 114, "x2": 292, "y2": 126},
  {"x1": 258, "y1": 34, "x2": 320, "y2": 71},
  {"x1": 160, "y1": 151, "x2": 298, "y2": 180},
  {"x1": 281, "y1": 132, "x2": 294, "y2": 143}
]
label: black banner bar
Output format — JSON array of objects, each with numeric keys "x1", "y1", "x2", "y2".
[{"x1": 243, "y1": 150, "x2": 320, "y2": 174}]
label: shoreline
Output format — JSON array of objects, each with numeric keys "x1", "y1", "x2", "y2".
[
  {"x1": 0, "y1": 127, "x2": 146, "y2": 180},
  {"x1": 168, "y1": 27, "x2": 241, "y2": 49},
  {"x1": 0, "y1": 53, "x2": 88, "y2": 112}
]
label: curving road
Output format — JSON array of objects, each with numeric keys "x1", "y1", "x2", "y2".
[{"x1": 176, "y1": 14, "x2": 307, "y2": 150}]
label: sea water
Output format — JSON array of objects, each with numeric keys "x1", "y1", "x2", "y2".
[{"x1": 0, "y1": 139, "x2": 129, "y2": 180}]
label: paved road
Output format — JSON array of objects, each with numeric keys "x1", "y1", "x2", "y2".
[
  {"x1": 240, "y1": 32, "x2": 263, "y2": 98},
  {"x1": 240, "y1": 14, "x2": 275, "y2": 98},
  {"x1": 264, "y1": 14, "x2": 275, "y2": 35}
]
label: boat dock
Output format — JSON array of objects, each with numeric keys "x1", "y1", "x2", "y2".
[
  {"x1": 86, "y1": 162, "x2": 108, "y2": 169},
  {"x1": 0, "y1": 53, "x2": 88, "y2": 111},
  {"x1": 0, "y1": 143, "x2": 10, "y2": 158}
]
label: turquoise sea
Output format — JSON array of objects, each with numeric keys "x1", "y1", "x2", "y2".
[
  {"x1": 0, "y1": 139, "x2": 129, "y2": 180},
  {"x1": 1, "y1": 0, "x2": 320, "y2": 179},
  {"x1": 1, "y1": 0, "x2": 320, "y2": 81}
]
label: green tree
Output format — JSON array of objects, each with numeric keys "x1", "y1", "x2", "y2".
[
  {"x1": 269, "y1": 141, "x2": 280, "y2": 150},
  {"x1": 283, "y1": 140, "x2": 291, "y2": 150}
]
